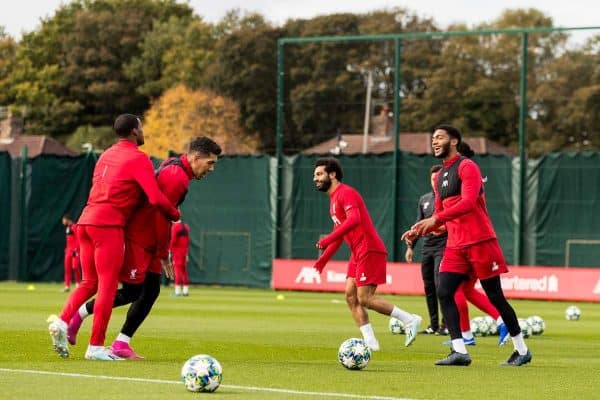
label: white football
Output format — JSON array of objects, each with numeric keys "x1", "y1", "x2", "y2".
[{"x1": 565, "y1": 305, "x2": 581, "y2": 321}]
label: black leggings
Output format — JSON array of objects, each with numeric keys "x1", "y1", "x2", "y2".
[
  {"x1": 85, "y1": 281, "x2": 143, "y2": 314},
  {"x1": 438, "y1": 272, "x2": 521, "y2": 339},
  {"x1": 121, "y1": 272, "x2": 161, "y2": 337},
  {"x1": 84, "y1": 272, "x2": 161, "y2": 338},
  {"x1": 437, "y1": 272, "x2": 467, "y2": 340},
  {"x1": 480, "y1": 276, "x2": 520, "y2": 337}
]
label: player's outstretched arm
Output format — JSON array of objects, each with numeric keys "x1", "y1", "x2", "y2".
[
  {"x1": 317, "y1": 208, "x2": 360, "y2": 249},
  {"x1": 133, "y1": 156, "x2": 180, "y2": 221},
  {"x1": 314, "y1": 239, "x2": 343, "y2": 273}
]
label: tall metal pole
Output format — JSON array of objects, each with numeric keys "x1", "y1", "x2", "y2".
[
  {"x1": 19, "y1": 145, "x2": 28, "y2": 280},
  {"x1": 361, "y1": 70, "x2": 373, "y2": 154},
  {"x1": 391, "y1": 38, "x2": 402, "y2": 261},
  {"x1": 275, "y1": 41, "x2": 285, "y2": 259},
  {"x1": 516, "y1": 32, "x2": 528, "y2": 265}
]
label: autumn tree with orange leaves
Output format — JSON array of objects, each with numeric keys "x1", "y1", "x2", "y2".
[{"x1": 141, "y1": 85, "x2": 259, "y2": 158}]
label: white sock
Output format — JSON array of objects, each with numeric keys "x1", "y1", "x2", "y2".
[
  {"x1": 452, "y1": 338, "x2": 468, "y2": 354},
  {"x1": 175, "y1": 285, "x2": 182, "y2": 295},
  {"x1": 183, "y1": 285, "x2": 189, "y2": 295},
  {"x1": 511, "y1": 333, "x2": 528, "y2": 355},
  {"x1": 116, "y1": 333, "x2": 131, "y2": 344},
  {"x1": 359, "y1": 323, "x2": 377, "y2": 343},
  {"x1": 496, "y1": 316, "x2": 504, "y2": 325},
  {"x1": 390, "y1": 306, "x2": 414, "y2": 324},
  {"x1": 55, "y1": 318, "x2": 68, "y2": 329},
  {"x1": 462, "y1": 331, "x2": 474, "y2": 340},
  {"x1": 87, "y1": 344, "x2": 104, "y2": 353},
  {"x1": 78, "y1": 304, "x2": 89, "y2": 319}
]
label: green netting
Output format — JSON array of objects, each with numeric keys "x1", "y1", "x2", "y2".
[
  {"x1": 473, "y1": 155, "x2": 514, "y2": 262},
  {"x1": 0, "y1": 152, "x2": 11, "y2": 279},
  {"x1": 181, "y1": 156, "x2": 273, "y2": 287},
  {"x1": 532, "y1": 152, "x2": 600, "y2": 267},
  {"x1": 23, "y1": 154, "x2": 96, "y2": 281},
  {"x1": 4, "y1": 150, "x2": 599, "y2": 283}
]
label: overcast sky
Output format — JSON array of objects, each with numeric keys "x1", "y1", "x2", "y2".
[{"x1": 1, "y1": 0, "x2": 598, "y2": 44}]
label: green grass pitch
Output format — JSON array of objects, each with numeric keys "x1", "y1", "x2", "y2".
[{"x1": 1, "y1": 282, "x2": 599, "y2": 399}]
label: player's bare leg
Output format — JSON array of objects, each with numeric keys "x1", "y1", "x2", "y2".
[
  {"x1": 345, "y1": 278, "x2": 379, "y2": 351},
  {"x1": 357, "y1": 285, "x2": 422, "y2": 347}
]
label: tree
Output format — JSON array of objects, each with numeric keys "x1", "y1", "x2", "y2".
[
  {"x1": 530, "y1": 34, "x2": 600, "y2": 154},
  {"x1": 207, "y1": 12, "x2": 281, "y2": 152},
  {"x1": 124, "y1": 15, "x2": 215, "y2": 99},
  {"x1": 142, "y1": 85, "x2": 258, "y2": 158},
  {"x1": 7, "y1": 0, "x2": 193, "y2": 136},
  {"x1": 0, "y1": 27, "x2": 17, "y2": 106},
  {"x1": 279, "y1": 10, "x2": 443, "y2": 151}
]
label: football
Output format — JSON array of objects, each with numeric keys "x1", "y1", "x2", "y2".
[
  {"x1": 483, "y1": 316, "x2": 498, "y2": 335},
  {"x1": 181, "y1": 354, "x2": 223, "y2": 392},
  {"x1": 565, "y1": 305, "x2": 581, "y2": 321},
  {"x1": 470, "y1": 316, "x2": 488, "y2": 336},
  {"x1": 526, "y1": 315, "x2": 545, "y2": 335},
  {"x1": 518, "y1": 318, "x2": 533, "y2": 338},
  {"x1": 337, "y1": 338, "x2": 371, "y2": 370},
  {"x1": 388, "y1": 317, "x2": 405, "y2": 334}
]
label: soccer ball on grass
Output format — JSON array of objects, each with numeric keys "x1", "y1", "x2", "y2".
[
  {"x1": 565, "y1": 305, "x2": 581, "y2": 321},
  {"x1": 337, "y1": 338, "x2": 371, "y2": 370},
  {"x1": 181, "y1": 354, "x2": 223, "y2": 392},
  {"x1": 518, "y1": 318, "x2": 533, "y2": 338},
  {"x1": 388, "y1": 317, "x2": 405, "y2": 334},
  {"x1": 526, "y1": 315, "x2": 545, "y2": 335},
  {"x1": 470, "y1": 316, "x2": 489, "y2": 336}
]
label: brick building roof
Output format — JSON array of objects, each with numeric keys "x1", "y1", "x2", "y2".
[{"x1": 0, "y1": 135, "x2": 78, "y2": 158}]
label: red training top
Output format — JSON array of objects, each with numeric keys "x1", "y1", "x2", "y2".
[
  {"x1": 315, "y1": 183, "x2": 387, "y2": 271},
  {"x1": 126, "y1": 154, "x2": 194, "y2": 260},
  {"x1": 433, "y1": 153, "x2": 496, "y2": 248},
  {"x1": 78, "y1": 139, "x2": 179, "y2": 227},
  {"x1": 170, "y1": 221, "x2": 190, "y2": 254},
  {"x1": 65, "y1": 223, "x2": 79, "y2": 251}
]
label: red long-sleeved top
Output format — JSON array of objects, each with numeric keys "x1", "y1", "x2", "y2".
[
  {"x1": 126, "y1": 155, "x2": 194, "y2": 260},
  {"x1": 65, "y1": 224, "x2": 79, "y2": 251},
  {"x1": 433, "y1": 154, "x2": 496, "y2": 248},
  {"x1": 79, "y1": 140, "x2": 179, "y2": 226},
  {"x1": 315, "y1": 184, "x2": 387, "y2": 271},
  {"x1": 170, "y1": 221, "x2": 190, "y2": 253}
]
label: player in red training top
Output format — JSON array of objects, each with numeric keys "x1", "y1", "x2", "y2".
[
  {"x1": 61, "y1": 214, "x2": 81, "y2": 292},
  {"x1": 48, "y1": 114, "x2": 180, "y2": 361},
  {"x1": 66, "y1": 137, "x2": 221, "y2": 359},
  {"x1": 313, "y1": 158, "x2": 422, "y2": 351},
  {"x1": 402, "y1": 124, "x2": 531, "y2": 367},
  {"x1": 170, "y1": 220, "x2": 191, "y2": 297}
]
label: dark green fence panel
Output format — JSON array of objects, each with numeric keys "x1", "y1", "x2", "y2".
[
  {"x1": 182, "y1": 156, "x2": 273, "y2": 287},
  {"x1": 393, "y1": 153, "x2": 438, "y2": 262},
  {"x1": 0, "y1": 152, "x2": 11, "y2": 279},
  {"x1": 473, "y1": 155, "x2": 514, "y2": 262},
  {"x1": 23, "y1": 154, "x2": 96, "y2": 281},
  {"x1": 533, "y1": 152, "x2": 600, "y2": 267}
]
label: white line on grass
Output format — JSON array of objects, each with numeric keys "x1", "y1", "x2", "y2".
[{"x1": 0, "y1": 368, "x2": 415, "y2": 400}]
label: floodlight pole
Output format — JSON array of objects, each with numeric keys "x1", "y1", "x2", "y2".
[
  {"x1": 275, "y1": 41, "x2": 284, "y2": 259},
  {"x1": 515, "y1": 32, "x2": 528, "y2": 266},
  {"x1": 361, "y1": 70, "x2": 373, "y2": 154},
  {"x1": 391, "y1": 38, "x2": 402, "y2": 262}
]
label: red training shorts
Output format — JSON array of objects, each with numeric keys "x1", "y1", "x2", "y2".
[
  {"x1": 440, "y1": 238, "x2": 508, "y2": 280},
  {"x1": 119, "y1": 240, "x2": 153, "y2": 284},
  {"x1": 346, "y1": 251, "x2": 387, "y2": 287}
]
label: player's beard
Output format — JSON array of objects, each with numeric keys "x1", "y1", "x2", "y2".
[
  {"x1": 316, "y1": 177, "x2": 331, "y2": 192},
  {"x1": 434, "y1": 141, "x2": 450, "y2": 159}
]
